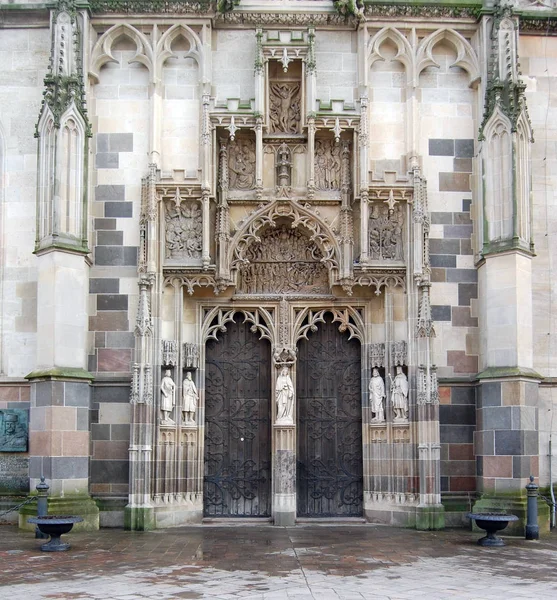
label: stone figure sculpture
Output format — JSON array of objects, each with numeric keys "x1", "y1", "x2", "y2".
[
  {"x1": 369, "y1": 367, "x2": 386, "y2": 423},
  {"x1": 389, "y1": 366, "x2": 409, "y2": 421},
  {"x1": 160, "y1": 370, "x2": 176, "y2": 424},
  {"x1": 275, "y1": 366, "x2": 295, "y2": 425},
  {"x1": 228, "y1": 140, "x2": 255, "y2": 189},
  {"x1": 269, "y1": 83, "x2": 300, "y2": 133},
  {"x1": 182, "y1": 371, "x2": 198, "y2": 425}
]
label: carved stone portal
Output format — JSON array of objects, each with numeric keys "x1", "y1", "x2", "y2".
[
  {"x1": 269, "y1": 83, "x2": 301, "y2": 134},
  {"x1": 315, "y1": 139, "x2": 341, "y2": 191},
  {"x1": 238, "y1": 225, "x2": 329, "y2": 294},
  {"x1": 164, "y1": 200, "x2": 202, "y2": 260},
  {"x1": 369, "y1": 204, "x2": 404, "y2": 261},
  {"x1": 228, "y1": 139, "x2": 256, "y2": 190}
]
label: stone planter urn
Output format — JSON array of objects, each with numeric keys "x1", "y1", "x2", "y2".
[
  {"x1": 467, "y1": 513, "x2": 519, "y2": 547},
  {"x1": 27, "y1": 516, "x2": 83, "y2": 552}
]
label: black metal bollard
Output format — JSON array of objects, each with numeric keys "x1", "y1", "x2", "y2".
[
  {"x1": 525, "y1": 475, "x2": 539, "y2": 540},
  {"x1": 35, "y1": 477, "x2": 49, "y2": 539}
]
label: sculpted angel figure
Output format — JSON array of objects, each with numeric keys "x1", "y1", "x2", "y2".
[
  {"x1": 275, "y1": 367, "x2": 295, "y2": 425},
  {"x1": 369, "y1": 367, "x2": 386, "y2": 423},
  {"x1": 160, "y1": 370, "x2": 176, "y2": 424}
]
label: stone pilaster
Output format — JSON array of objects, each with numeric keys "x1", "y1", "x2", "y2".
[{"x1": 273, "y1": 425, "x2": 295, "y2": 525}]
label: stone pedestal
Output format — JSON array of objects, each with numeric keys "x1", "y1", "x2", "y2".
[{"x1": 273, "y1": 425, "x2": 295, "y2": 526}]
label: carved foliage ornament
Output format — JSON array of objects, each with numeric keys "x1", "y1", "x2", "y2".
[{"x1": 239, "y1": 225, "x2": 329, "y2": 295}]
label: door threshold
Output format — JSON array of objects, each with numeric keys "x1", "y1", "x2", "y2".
[
  {"x1": 202, "y1": 517, "x2": 273, "y2": 525},
  {"x1": 296, "y1": 517, "x2": 367, "y2": 524}
]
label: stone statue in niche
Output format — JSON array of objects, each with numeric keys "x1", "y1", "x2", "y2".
[
  {"x1": 369, "y1": 368, "x2": 386, "y2": 423},
  {"x1": 389, "y1": 366, "x2": 409, "y2": 422},
  {"x1": 369, "y1": 204, "x2": 404, "y2": 261},
  {"x1": 276, "y1": 143, "x2": 292, "y2": 190},
  {"x1": 182, "y1": 371, "x2": 198, "y2": 425},
  {"x1": 315, "y1": 139, "x2": 341, "y2": 191},
  {"x1": 238, "y1": 225, "x2": 329, "y2": 294},
  {"x1": 164, "y1": 201, "x2": 202, "y2": 260},
  {"x1": 228, "y1": 139, "x2": 255, "y2": 190},
  {"x1": 275, "y1": 366, "x2": 295, "y2": 425},
  {"x1": 269, "y1": 83, "x2": 300, "y2": 134},
  {"x1": 160, "y1": 370, "x2": 176, "y2": 425}
]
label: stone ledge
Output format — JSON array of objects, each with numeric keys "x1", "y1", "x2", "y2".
[
  {"x1": 476, "y1": 367, "x2": 543, "y2": 381},
  {"x1": 25, "y1": 368, "x2": 94, "y2": 382}
]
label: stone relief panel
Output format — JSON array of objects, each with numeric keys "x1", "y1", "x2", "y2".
[
  {"x1": 228, "y1": 139, "x2": 256, "y2": 190},
  {"x1": 369, "y1": 203, "x2": 404, "y2": 261},
  {"x1": 238, "y1": 225, "x2": 329, "y2": 294},
  {"x1": 164, "y1": 200, "x2": 202, "y2": 261},
  {"x1": 315, "y1": 139, "x2": 341, "y2": 191},
  {"x1": 269, "y1": 83, "x2": 301, "y2": 134}
]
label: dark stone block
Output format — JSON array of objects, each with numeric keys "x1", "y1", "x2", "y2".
[
  {"x1": 462, "y1": 199, "x2": 472, "y2": 212},
  {"x1": 474, "y1": 430, "x2": 495, "y2": 456},
  {"x1": 494, "y1": 430, "x2": 522, "y2": 456},
  {"x1": 88, "y1": 311, "x2": 129, "y2": 332},
  {"x1": 97, "y1": 294, "x2": 128, "y2": 311},
  {"x1": 76, "y1": 408, "x2": 89, "y2": 431},
  {"x1": 440, "y1": 404, "x2": 475, "y2": 425},
  {"x1": 476, "y1": 456, "x2": 483, "y2": 476},
  {"x1": 35, "y1": 381, "x2": 64, "y2": 407},
  {"x1": 111, "y1": 424, "x2": 130, "y2": 441},
  {"x1": 29, "y1": 456, "x2": 51, "y2": 479},
  {"x1": 106, "y1": 332, "x2": 135, "y2": 349},
  {"x1": 524, "y1": 430, "x2": 538, "y2": 456},
  {"x1": 95, "y1": 185, "x2": 126, "y2": 201},
  {"x1": 431, "y1": 268, "x2": 446, "y2": 282},
  {"x1": 109, "y1": 133, "x2": 133, "y2": 153},
  {"x1": 430, "y1": 212, "x2": 453, "y2": 225},
  {"x1": 478, "y1": 382, "x2": 501, "y2": 407},
  {"x1": 441, "y1": 476, "x2": 449, "y2": 492},
  {"x1": 453, "y1": 212, "x2": 472, "y2": 225},
  {"x1": 430, "y1": 254, "x2": 457, "y2": 268},
  {"x1": 91, "y1": 459, "x2": 129, "y2": 484},
  {"x1": 429, "y1": 239, "x2": 460, "y2": 255},
  {"x1": 96, "y1": 153, "x2": 119, "y2": 169},
  {"x1": 460, "y1": 239, "x2": 473, "y2": 255},
  {"x1": 88, "y1": 354, "x2": 97, "y2": 373},
  {"x1": 92, "y1": 423, "x2": 111, "y2": 441},
  {"x1": 455, "y1": 139, "x2": 475, "y2": 158},
  {"x1": 524, "y1": 382, "x2": 539, "y2": 407},
  {"x1": 96, "y1": 133, "x2": 109, "y2": 153},
  {"x1": 64, "y1": 381, "x2": 90, "y2": 407},
  {"x1": 7, "y1": 402, "x2": 30, "y2": 410},
  {"x1": 89, "y1": 278, "x2": 119, "y2": 294},
  {"x1": 94, "y1": 218, "x2": 117, "y2": 231},
  {"x1": 454, "y1": 158, "x2": 473, "y2": 172},
  {"x1": 51, "y1": 457, "x2": 89, "y2": 479},
  {"x1": 429, "y1": 139, "x2": 454, "y2": 156},
  {"x1": 444, "y1": 225, "x2": 473, "y2": 239},
  {"x1": 511, "y1": 406, "x2": 537, "y2": 430},
  {"x1": 92, "y1": 385, "x2": 130, "y2": 404},
  {"x1": 513, "y1": 455, "x2": 533, "y2": 478},
  {"x1": 95, "y1": 246, "x2": 125, "y2": 266},
  {"x1": 123, "y1": 246, "x2": 138, "y2": 266},
  {"x1": 446, "y1": 269, "x2": 477, "y2": 283},
  {"x1": 440, "y1": 425, "x2": 474, "y2": 444},
  {"x1": 451, "y1": 387, "x2": 476, "y2": 405},
  {"x1": 439, "y1": 172, "x2": 471, "y2": 192},
  {"x1": 105, "y1": 202, "x2": 133, "y2": 218},
  {"x1": 458, "y1": 283, "x2": 478, "y2": 306},
  {"x1": 432, "y1": 305, "x2": 451, "y2": 321},
  {"x1": 481, "y1": 406, "x2": 512, "y2": 430},
  {"x1": 451, "y1": 306, "x2": 478, "y2": 327},
  {"x1": 97, "y1": 231, "x2": 124, "y2": 246}
]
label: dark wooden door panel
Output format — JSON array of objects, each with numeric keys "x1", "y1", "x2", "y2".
[
  {"x1": 204, "y1": 315, "x2": 271, "y2": 517},
  {"x1": 297, "y1": 314, "x2": 363, "y2": 517}
]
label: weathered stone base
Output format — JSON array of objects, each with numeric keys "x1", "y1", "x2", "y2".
[
  {"x1": 472, "y1": 494, "x2": 550, "y2": 536},
  {"x1": 19, "y1": 494, "x2": 100, "y2": 531},
  {"x1": 124, "y1": 504, "x2": 155, "y2": 531},
  {"x1": 95, "y1": 496, "x2": 127, "y2": 528},
  {"x1": 416, "y1": 504, "x2": 445, "y2": 530},
  {"x1": 153, "y1": 504, "x2": 203, "y2": 528},
  {"x1": 442, "y1": 494, "x2": 475, "y2": 528},
  {"x1": 274, "y1": 511, "x2": 296, "y2": 526}
]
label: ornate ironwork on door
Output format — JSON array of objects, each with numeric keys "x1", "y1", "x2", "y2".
[
  {"x1": 297, "y1": 313, "x2": 363, "y2": 517},
  {"x1": 204, "y1": 315, "x2": 272, "y2": 517}
]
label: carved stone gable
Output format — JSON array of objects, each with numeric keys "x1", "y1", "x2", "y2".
[{"x1": 238, "y1": 225, "x2": 329, "y2": 294}]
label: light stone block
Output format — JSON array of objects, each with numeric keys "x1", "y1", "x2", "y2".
[{"x1": 99, "y1": 403, "x2": 131, "y2": 425}]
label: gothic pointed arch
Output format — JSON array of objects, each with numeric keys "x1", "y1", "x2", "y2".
[
  {"x1": 416, "y1": 28, "x2": 480, "y2": 86},
  {"x1": 201, "y1": 307, "x2": 276, "y2": 345},
  {"x1": 226, "y1": 200, "x2": 341, "y2": 292},
  {"x1": 156, "y1": 24, "x2": 203, "y2": 73},
  {"x1": 368, "y1": 27, "x2": 413, "y2": 84},
  {"x1": 89, "y1": 24, "x2": 154, "y2": 83},
  {"x1": 293, "y1": 307, "x2": 366, "y2": 345}
]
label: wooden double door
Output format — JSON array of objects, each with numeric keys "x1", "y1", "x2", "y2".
[{"x1": 203, "y1": 313, "x2": 363, "y2": 518}]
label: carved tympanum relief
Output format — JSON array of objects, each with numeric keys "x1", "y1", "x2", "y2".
[
  {"x1": 228, "y1": 139, "x2": 256, "y2": 190},
  {"x1": 315, "y1": 139, "x2": 341, "y2": 191},
  {"x1": 238, "y1": 225, "x2": 329, "y2": 294},
  {"x1": 269, "y1": 83, "x2": 301, "y2": 134},
  {"x1": 369, "y1": 204, "x2": 404, "y2": 261},
  {"x1": 164, "y1": 200, "x2": 202, "y2": 260}
]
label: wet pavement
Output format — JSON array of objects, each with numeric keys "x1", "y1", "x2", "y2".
[{"x1": 1, "y1": 523, "x2": 557, "y2": 599}]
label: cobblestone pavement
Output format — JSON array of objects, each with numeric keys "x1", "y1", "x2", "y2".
[{"x1": 1, "y1": 523, "x2": 557, "y2": 599}]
